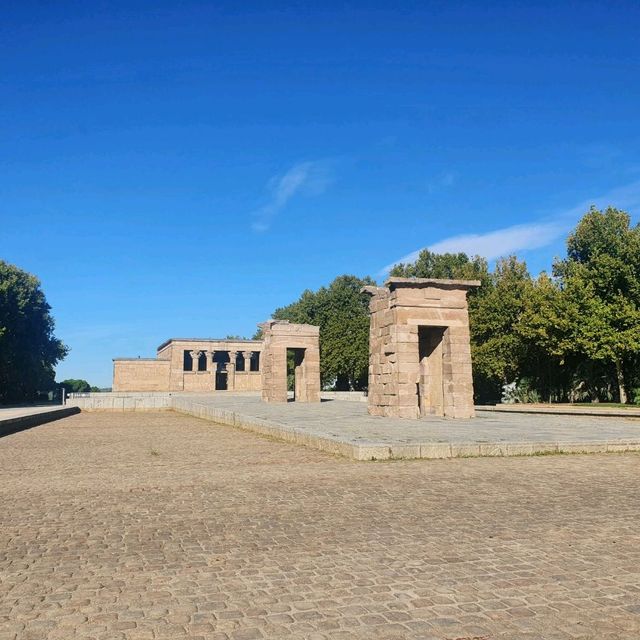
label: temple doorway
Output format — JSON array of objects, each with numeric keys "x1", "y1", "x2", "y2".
[
  {"x1": 418, "y1": 326, "x2": 447, "y2": 417},
  {"x1": 287, "y1": 347, "x2": 307, "y2": 402}
]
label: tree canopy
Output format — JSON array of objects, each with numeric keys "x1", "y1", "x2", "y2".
[
  {"x1": 541, "y1": 207, "x2": 640, "y2": 403},
  {"x1": 0, "y1": 260, "x2": 68, "y2": 404},
  {"x1": 59, "y1": 379, "x2": 100, "y2": 395},
  {"x1": 390, "y1": 249, "x2": 490, "y2": 285}
]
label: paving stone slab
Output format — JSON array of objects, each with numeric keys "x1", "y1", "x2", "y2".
[
  {"x1": 170, "y1": 395, "x2": 640, "y2": 460},
  {"x1": 0, "y1": 405, "x2": 80, "y2": 437},
  {"x1": 2, "y1": 411, "x2": 640, "y2": 639}
]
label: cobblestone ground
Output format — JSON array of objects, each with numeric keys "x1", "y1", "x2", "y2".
[{"x1": 1, "y1": 412, "x2": 639, "y2": 640}]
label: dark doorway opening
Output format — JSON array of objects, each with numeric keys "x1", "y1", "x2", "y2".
[
  {"x1": 212, "y1": 351, "x2": 229, "y2": 390},
  {"x1": 418, "y1": 326, "x2": 447, "y2": 416},
  {"x1": 286, "y1": 348, "x2": 306, "y2": 401},
  {"x1": 215, "y1": 371, "x2": 228, "y2": 390}
]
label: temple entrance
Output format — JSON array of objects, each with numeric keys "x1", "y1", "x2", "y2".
[
  {"x1": 260, "y1": 320, "x2": 320, "y2": 404},
  {"x1": 212, "y1": 352, "x2": 229, "y2": 390},
  {"x1": 215, "y1": 368, "x2": 228, "y2": 390},
  {"x1": 287, "y1": 347, "x2": 307, "y2": 402},
  {"x1": 418, "y1": 326, "x2": 447, "y2": 417}
]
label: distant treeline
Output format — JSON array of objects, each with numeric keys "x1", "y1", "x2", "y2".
[{"x1": 58, "y1": 379, "x2": 102, "y2": 395}]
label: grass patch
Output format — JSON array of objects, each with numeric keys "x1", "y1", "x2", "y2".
[{"x1": 570, "y1": 402, "x2": 640, "y2": 409}]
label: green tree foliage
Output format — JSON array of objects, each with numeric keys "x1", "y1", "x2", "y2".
[
  {"x1": 470, "y1": 256, "x2": 533, "y2": 398},
  {"x1": 0, "y1": 260, "x2": 68, "y2": 404},
  {"x1": 389, "y1": 249, "x2": 490, "y2": 286},
  {"x1": 271, "y1": 275, "x2": 375, "y2": 390},
  {"x1": 59, "y1": 379, "x2": 96, "y2": 395},
  {"x1": 534, "y1": 207, "x2": 640, "y2": 402}
]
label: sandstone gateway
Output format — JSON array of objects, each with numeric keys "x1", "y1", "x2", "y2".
[
  {"x1": 364, "y1": 278, "x2": 479, "y2": 419},
  {"x1": 112, "y1": 277, "x2": 478, "y2": 418},
  {"x1": 260, "y1": 320, "x2": 321, "y2": 403}
]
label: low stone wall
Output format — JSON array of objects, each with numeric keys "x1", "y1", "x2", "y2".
[
  {"x1": 320, "y1": 391, "x2": 367, "y2": 402},
  {"x1": 69, "y1": 392, "x2": 173, "y2": 398},
  {"x1": 69, "y1": 395, "x2": 173, "y2": 411},
  {"x1": 67, "y1": 392, "x2": 265, "y2": 411},
  {"x1": 68, "y1": 390, "x2": 365, "y2": 408}
]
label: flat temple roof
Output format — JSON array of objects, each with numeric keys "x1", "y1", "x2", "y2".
[
  {"x1": 156, "y1": 337, "x2": 263, "y2": 351},
  {"x1": 385, "y1": 277, "x2": 481, "y2": 289}
]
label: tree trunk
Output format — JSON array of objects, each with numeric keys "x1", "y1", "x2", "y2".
[{"x1": 615, "y1": 360, "x2": 628, "y2": 404}]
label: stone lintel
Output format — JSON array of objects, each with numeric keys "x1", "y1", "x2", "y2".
[
  {"x1": 156, "y1": 337, "x2": 263, "y2": 352},
  {"x1": 113, "y1": 357, "x2": 165, "y2": 362},
  {"x1": 259, "y1": 319, "x2": 320, "y2": 337},
  {"x1": 385, "y1": 277, "x2": 481, "y2": 290}
]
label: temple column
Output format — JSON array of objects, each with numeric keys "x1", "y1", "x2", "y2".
[
  {"x1": 190, "y1": 350, "x2": 202, "y2": 372},
  {"x1": 208, "y1": 350, "x2": 217, "y2": 384},
  {"x1": 243, "y1": 350, "x2": 253, "y2": 373},
  {"x1": 227, "y1": 351, "x2": 237, "y2": 390}
]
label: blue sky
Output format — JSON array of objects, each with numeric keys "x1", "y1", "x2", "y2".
[{"x1": 2, "y1": 1, "x2": 640, "y2": 387}]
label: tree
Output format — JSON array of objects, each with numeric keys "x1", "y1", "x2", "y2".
[
  {"x1": 59, "y1": 379, "x2": 93, "y2": 395},
  {"x1": 0, "y1": 261, "x2": 68, "y2": 404},
  {"x1": 470, "y1": 256, "x2": 533, "y2": 396},
  {"x1": 517, "y1": 272, "x2": 581, "y2": 402},
  {"x1": 552, "y1": 207, "x2": 640, "y2": 402},
  {"x1": 270, "y1": 275, "x2": 375, "y2": 390}
]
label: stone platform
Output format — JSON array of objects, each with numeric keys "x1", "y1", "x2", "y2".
[
  {"x1": 4, "y1": 411, "x2": 640, "y2": 639},
  {"x1": 0, "y1": 405, "x2": 80, "y2": 437},
  {"x1": 162, "y1": 395, "x2": 640, "y2": 460}
]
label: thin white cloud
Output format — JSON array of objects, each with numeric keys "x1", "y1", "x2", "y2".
[
  {"x1": 251, "y1": 161, "x2": 331, "y2": 232},
  {"x1": 426, "y1": 171, "x2": 456, "y2": 193},
  {"x1": 380, "y1": 179, "x2": 640, "y2": 275}
]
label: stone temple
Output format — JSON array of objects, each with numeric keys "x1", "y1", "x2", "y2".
[
  {"x1": 364, "y1": 278, "x2": 479, "y2": 419},
  {"x1": 113, "y1": 320, "x2": 321, "y2": 403}
]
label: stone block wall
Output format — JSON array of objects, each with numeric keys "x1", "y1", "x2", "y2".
[
  {"x1": 364, "y1": 278, "x2": 479, "y2": 419},
  {"x1": 234, "y1": 372, "x2": 262, "y2": 392},
  {"x1": 112, "y1": 359, "x2": 171, "y2": 392},
  {"x1": 113, "y1": 339, "x2": 263, "y2": 392},
  {"x1": 260, "y1": 320, "x2": 321, "y2": 403}
]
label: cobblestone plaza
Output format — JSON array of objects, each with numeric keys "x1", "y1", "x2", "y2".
[{"x1": 2, "y1": 411, "x2": 640, "y2": 639}]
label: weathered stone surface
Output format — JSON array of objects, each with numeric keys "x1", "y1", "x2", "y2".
[
  {"x1": 364, "y1": 278, "x2": 479, "y2": 420},
  {"x1": 2, "y1": 411, "x2": 640, "y2": 639},
  {"x1": 260, "y1": 320, "x2": 321, "y2": 404},
  {"x1": 113, "y1": 338, "x2": 263, "y2": 393}
]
